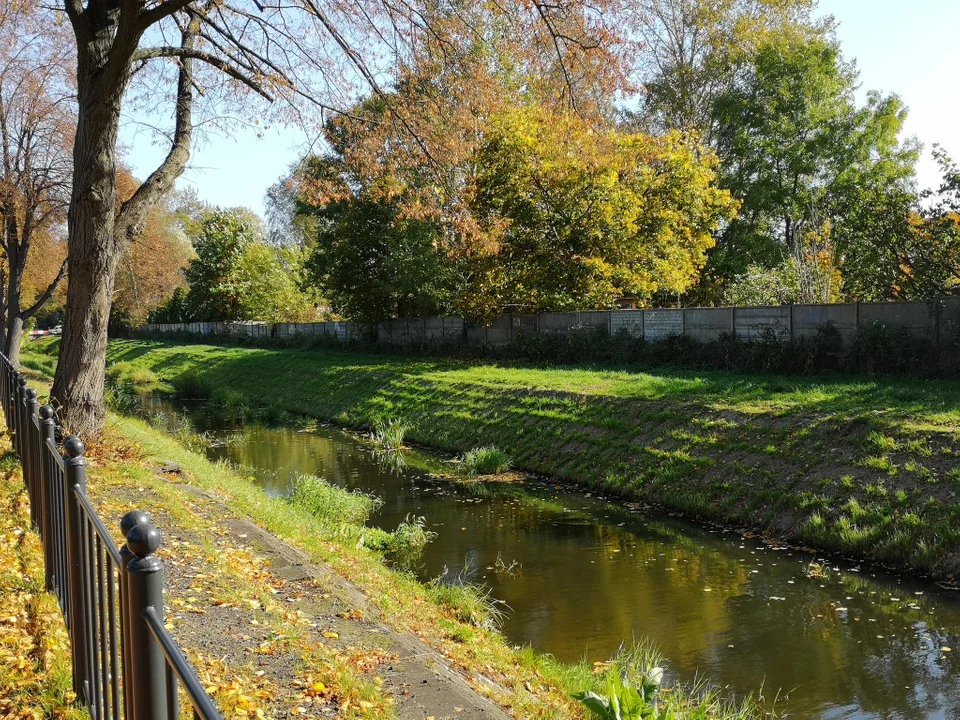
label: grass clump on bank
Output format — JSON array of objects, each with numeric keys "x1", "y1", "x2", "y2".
[
  {"x1": 289, "y1": 472, "x2": 382, "y2": 526},
  {"x1": 460, "y1": 446, "x2": 511, "y2": 476},
  {"x1": 370, "y1": 418, "x2": 408, "y2": 451}
]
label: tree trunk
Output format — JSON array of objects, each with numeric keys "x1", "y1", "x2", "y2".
[
  {"x1": 51, "y1": 34, "x2": 127, "y2": 439},
  {"x1": 6, "y1": 317, "x2": 23, "y2": 366}
]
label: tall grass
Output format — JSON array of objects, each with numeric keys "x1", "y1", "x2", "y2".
[
  {"x1": 460, "y1": 446, "x2": 512, "y2": 476},
  {"x1": 287, "y1": 472, "x2": 382, "y2": 526},
  {"x1": 370, "y1": 418, "x2": 408, "y2": 451},
  {"x1": 170, "y1": 369, "x2": 212, "y2": 398}
]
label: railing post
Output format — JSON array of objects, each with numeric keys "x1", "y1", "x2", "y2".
[
  {"x1": 125, "y1": 519, "x2": 169, "y2": 720},
  {"x1": 119, "y1": 510, "x2": 149, "y2": 720},
  {"x1": 14, "y1": 374, "x2": 25, "y2": 456},
  {"x1": 39, "y1": 406, "x2": 57, "y2": 591},
  {"x1": 63, "y1": 435, "x2": 90, "y2": 701},
  {"x1": 24, "y1": 388, "x2": 39, "y2": 529}
]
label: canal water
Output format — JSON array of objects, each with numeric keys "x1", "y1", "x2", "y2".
[{"x1": 143, "y1": 399, "x2": 960, "y2": 719}]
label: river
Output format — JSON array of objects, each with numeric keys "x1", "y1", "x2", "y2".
[{"x1": 141, "y1": 397, "x2": 960, "y2": 719}]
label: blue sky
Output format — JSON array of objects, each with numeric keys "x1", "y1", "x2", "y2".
[{"x1": 119, "y1": 0, "x2": 960, "y2": 217}]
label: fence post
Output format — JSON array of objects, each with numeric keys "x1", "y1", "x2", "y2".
[
  {"x1": 15, "y1": 374, "x2": 26, "y2": 456},
  {"x1": 39, "y1": 405, "x2": 56, "y2": 591},
  {"x1": 24, "y1": 388, "x2": 39, "y2": 529},
  {"x1": 125, "y1": 519, "x2": 170, "y2": 720},
  {"x1": 119, "y1": 510, "x2": 150, "y2": 720},
  {"x1": 63, "y1": 435, "x2": 90, "y2": 701}
]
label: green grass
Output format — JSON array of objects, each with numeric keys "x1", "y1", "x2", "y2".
[
  {"x1": 460, "y1": 446, "x2": 512, "y2": 476},
  {"x1": 37, "y1": 337, "x2": 960, "y2": 576},
  {"x1": 288, "y1": 472, "x2": 382, "y2": 526}
]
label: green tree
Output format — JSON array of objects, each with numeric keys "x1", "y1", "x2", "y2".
[
  {"x1": 183, "y1": 209, "x2": 317, "y2": 322},
  {"x1": 707, "y1": 35, "x2": 919, "y2": 301},
  {"x1": 305, "y1": 197, "x2": 455, "y2": 328},
  {"x1": 840, "y1": 147, "x2": 960, "y2": 300},
  {"x1": 634, "y1": 0, "x2": 820, "y2": 137}
]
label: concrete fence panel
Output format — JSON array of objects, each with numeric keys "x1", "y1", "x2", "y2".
[
  {"x1": 540, "y1": 312, "x2": 579, "y2": 334},
  {"x1": 643, "y1": 309, "x2": 683, "y2": 340},
  {"x1": 685, "y1": 307, "x2": 733, "y2": 343},
  {"x1": 424, "y1": 316, "x2": 445, "y2": 342},
  {"x1": 792, "y1": 303, "x2": 857, "y2": 342},
  {"x1": 611, "y1": 310, "x2": 644, "y2": 336},
  {"x1": 486, "y1": 315, "x2": 512, "y2": 345},
  {"x1": 579, "y1": 311, "x2": 611, "y2": 331},
  {"x1": 938, "y1": 298, "x2": 960, "y2": 344},
  {"x1": 859, "y1": 301, "x2": 935, "y2": 339},
  {"x1": 512, "y1": 314, "x2": 539, "y2": 338},
  {"x1": 441, "y1": 316, "x2": 465, "y2": 340},
  {"x1": 465, "y1": 321, "x2": 486, "y2": 345},
  {"x1": 734, "y1": 306, "x2": 790, "y2": 340}
]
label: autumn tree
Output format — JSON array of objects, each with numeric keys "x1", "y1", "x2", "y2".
[
  {"x1": 111, "y1": 168, "x2": 193, "y2": 327},
  {"x1": 49, "y1": 0, "x2": 634, "y2": 438},
  {"x1": 0, "y1": 2, "x2": 72, "y2": 363},
  {"x1": 467, "y1": 108, "x2": 738, "y2": 315}
]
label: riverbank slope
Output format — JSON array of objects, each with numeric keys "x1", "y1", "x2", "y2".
[
  {"x1": 99, "y1": 339, "x2": 960, "y2": 578},
  {"x1": 17, "y1": 346, "x2": 776, "y2": 720}
]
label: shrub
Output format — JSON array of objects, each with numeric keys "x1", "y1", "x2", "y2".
[
  {"x1": 288, "y1": 473, "x2": 382, "y2": 526},
  {"x1": 460, "y1": 446, "x2": 511, "y2": 476}
]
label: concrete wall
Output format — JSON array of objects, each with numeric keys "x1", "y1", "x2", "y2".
[{"x1": 141, "y1": 298, "x2": 956, "y2": 350}]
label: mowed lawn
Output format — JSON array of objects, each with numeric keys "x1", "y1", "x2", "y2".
[{"x1": 98, "y1": 338, "x2": 960, "y2": 577}]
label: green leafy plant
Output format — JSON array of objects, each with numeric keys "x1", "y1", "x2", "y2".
[{"x1": 574, "y1": 665, "x2": 664, "y2": 720}]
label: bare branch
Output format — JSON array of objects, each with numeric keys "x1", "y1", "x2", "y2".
[{"x1": 132, "y1": 45, "x2": 275, "y2": 100}]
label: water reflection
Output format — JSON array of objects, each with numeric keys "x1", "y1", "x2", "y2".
[{"x1": 142, "y1": 398, "x2": 960, "y2": 719}]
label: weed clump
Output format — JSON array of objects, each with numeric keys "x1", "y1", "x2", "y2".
[
  {"x1": 107, "y1": 361, "x2": 159, "y2": 392},
  {"x1": 288, "y1": 472, "x2": 381, "y2": 526},
  {"x1": 170, "y1": 369, "x2": 212, "y2": 398},
  {"x1": 460, "y1": 446, "x2": 511, "y2": 476},
  {"x1": 428, "y1": 572, "x2": 506, "y2": 631},
  {"x1": 370, "y1": 418, "x2": 408, "y2": 451}
]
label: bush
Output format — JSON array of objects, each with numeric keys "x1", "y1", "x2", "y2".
[
  {"x1": 288, "y1": 472, "x2": 382, "y2": 526},
  {"x1": 460, "y1": 446, "x2": 511, "y2": 476}
]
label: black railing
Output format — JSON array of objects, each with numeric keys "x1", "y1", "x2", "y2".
[{"x1": 1, "y1": 354, "x2": 224, "y2": 720}]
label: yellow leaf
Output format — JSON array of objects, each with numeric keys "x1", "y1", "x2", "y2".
[{"x1": 322, "y1": 631, "x2": 339, "y2": 639}]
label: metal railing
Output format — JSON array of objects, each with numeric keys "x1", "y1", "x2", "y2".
[{"x1": 1, "y1": 354, "x2": 224, "y2": 720}]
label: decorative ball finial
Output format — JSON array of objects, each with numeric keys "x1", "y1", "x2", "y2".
[
  {"x1": 126, "y1": 521, "x2": 162, "y2": 558},
  {"x1": 120, "y1": 510, "x2": 150, "y2": 538},
  {"x1": 24, "y1": 388, "x2": 37, "y2": 401},
  {"x1": 64, "y1": 436, "x2": 85, "y2": 458},
  {"x1": 39, "y1": 405, "x2": 54, "y2": 420},
  {"x1": 17, "y1": 375, "x2": 26, "y2": 386}
]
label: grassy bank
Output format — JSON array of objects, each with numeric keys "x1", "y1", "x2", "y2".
[
  {"x1": 18, "y1": 340, "x2": 777, "y2": 720},
  {"x1": 93, "y1": 338, "x2": 960, "y2": 578}
]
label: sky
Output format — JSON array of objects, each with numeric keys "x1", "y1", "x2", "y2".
[{"x1": 119, "y1": 0, "x2": 960, "y2": 218}]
